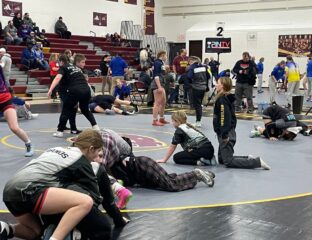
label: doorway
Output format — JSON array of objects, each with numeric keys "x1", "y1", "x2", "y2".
[{"x1": 189, "y1": 40, "x2": 203, "y2": 61}]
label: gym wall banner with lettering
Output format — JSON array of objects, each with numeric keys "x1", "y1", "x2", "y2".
[
  {"x1": 205, "y1": 38, "x2": 231, "y2": 53},
  {"x1": 2, "y1": 0, "x2": 22, "y2": 17},
  {"x1": 144, "y1": 0, "x2": 155, "y2": 35},
  {"x1": 278, "y1": 34, "x2": 312, "y2": 57}
]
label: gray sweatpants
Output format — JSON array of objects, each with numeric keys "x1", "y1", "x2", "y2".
[
  {"x1": 235, "y1": 82, "x2": 253, "y2": 111},
  {"x1": 286, "y1": 81, "x2": 300, "y2": 105},
  {"x1": 269, "y1": 77, "x2": 277, "y2": 103},
  {"x1": 217, "y1": 128, "x2": 261, "y2": 169}
]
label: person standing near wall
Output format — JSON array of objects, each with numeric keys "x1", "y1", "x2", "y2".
[
  {"x1": 269, "y1": 60, "x2": 286, "y2": 105},
  {"x1": 306, "y1": 56, "x2": 312, "y2": 102},
  {"x1": 187, "y1": 56, "x2": 210, "y2": 128},
  {"x1": 172, "y1": 49, "x2": 189, "y2": 104},
  {"x1": 100, "y1": 54, "x2": 111, "y2": 95},
  {"x1": 0, "y1": 48, "x2": 12, "y2": 87},
  {"x1": 208, "y1": 56, "x2": 220, "y2": 81},
  {"x1": 256, "y1": 57, "x2": 264, "y2": 94},
  {"x1": 285, "y1": 55, "x2": 301, "y2": 109},
  {"x1": 150, "y1": 50, "x2": 169, "y2": 126},
  {"x1": 109, "y1": 53, "x2": 128, "y2": 95},
  {"x1": 232, "y1": 52, "x2": 257, "y2": 113}
]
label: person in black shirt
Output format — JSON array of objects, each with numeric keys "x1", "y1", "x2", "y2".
[
  {"x1": 48, "y1": 54, "x2": 100, "y2": 137},
  {"x1": 213, "y1": 77, "x2": 270, "y2": 170},
  {"x1": 232, "y1": 52, "x2": 257, "y2": 113},
  {"x1": 100, "y1": 54, "x2": 111, "y2": 95},
  {"x1": 252, "y1": 105, "x2": 311, "y2": 140},
  {"x1": 88, "y1": 94, "x2": 138, "y2": 115},
  {"x1": 157, "y1": 111, "x2": 215, "y2": 166},
  {"x1": 208, "y1": 56, "x2": 220, "y2": 81}
]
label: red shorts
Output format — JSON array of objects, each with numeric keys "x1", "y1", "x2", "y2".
[{"x1": 0, "y1": 92, "x2": 14, "y2": 113}]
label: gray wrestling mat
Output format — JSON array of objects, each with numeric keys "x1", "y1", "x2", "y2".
[{"x1": 0, "y1": 113, "x2": 311, "y2": 212}]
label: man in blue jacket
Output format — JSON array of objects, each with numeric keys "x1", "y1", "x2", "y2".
[
  {"x1": 257, "y1": 57, "x2": 264, "y2": 94},
  {"x1": 109, "y1": 53, "x2": 128, "y2": 95},
  {"x1": 269, "y1": 60, "x2": 286, "y2": 105}
]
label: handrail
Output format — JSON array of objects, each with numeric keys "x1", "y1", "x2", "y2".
[{"x1": 90, "y1": 31, "x2": 96, "y2": 50}]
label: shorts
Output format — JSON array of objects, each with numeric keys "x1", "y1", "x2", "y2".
[
  {"x1": 100, "y1": 95, "x2": 116, "y2": 104},
  {"x1": 0, "y1": 99, "x2": 14, "y2": 113},
  {"x1": 4, "y1": 187, "x2": 48, "y2": 217},
  {"x1": 89, "y1": 102, "x2": 98, "y2": 113}
]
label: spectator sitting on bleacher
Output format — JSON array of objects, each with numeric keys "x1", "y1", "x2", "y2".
[
  {"x1": 13, "y1": 12, "x2": 23, "y2": 31},
  {"x1": 55, "y1": 16, "x2": 71, "y2": 39},
  {"x1": 33, "y1": 43, "x2": 49, "y2": 70},
  {"x1": 113, "y1": 79, "x2": 131, "y2": 101},
  {"x1": 105, "y1": 33, "x2": 111, "y2": 41},
  {"x1": 111, "y1": 32, "x2": 121, "y2": 46},
  {"x1": 120, "y1": 34, "x2": 131, "y2": 47},
  {"x1": 18, "y1": 21, "x2": 32, "y2": 43},
  {"x1": 23, "y1": 12, "x2": 40, "y2": 34},
  {"x1": 26, "y1": 31, "x2": 36, "y2": 46},
  {"x1": 21, "y1": 42, "x2": 36, "y2": 69},
  {"x1": 64, "y1": 49, "x2": 74, "y2": 63},
  {"x1": 35, "y1": 29, "x2": 50, "y2": 47},
  {"x1": 3, "y1": 20, "x2": 22, "y2": 45}
]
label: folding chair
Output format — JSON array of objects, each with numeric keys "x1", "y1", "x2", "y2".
[
  {"x1": 134, "y1": 81, "x2": 147, "y2": 105},
  {"x1": 129, "y1": 80, "x2": 146, "y2": 105}
]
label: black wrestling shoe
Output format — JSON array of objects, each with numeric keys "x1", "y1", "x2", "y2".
[
  {"x1": 70, "y1": 130, "x2": 82, "y2": 134},
  {"x1": 133, "y1": 104, "x2": 139, "y2": 113},
  {"x1": 0, "y1": 221, "x2": 11, "y2": 240}
]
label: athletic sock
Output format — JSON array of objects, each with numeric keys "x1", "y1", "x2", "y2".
[
  {"x1": 111, "y1": 181, "x2": 124, "y2": 194},
  {"x1": 49, "y1": 237, "x2": 59, "y2": 240}
]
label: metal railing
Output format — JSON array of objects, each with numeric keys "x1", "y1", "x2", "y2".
[{"x1": 121, "y1": 20, "x2": 170, "y2": 57}]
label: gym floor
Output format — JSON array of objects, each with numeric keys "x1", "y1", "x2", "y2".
[{"x1": 1, "y1": 91, "x2": 312, "y2": 240}]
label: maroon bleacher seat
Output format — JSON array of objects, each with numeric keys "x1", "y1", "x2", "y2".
[
  {"x1": 38, "y1": 77, "x2": 52, "y2": 85},
  {"x1": 88, "y1": 77, "x2": 102, "y2": 84},
  {"x1": 12, "y1": 86, "x2": 27, "y2": 94},
  {"x1": 9, "y1": 79, "x2": 16, "y2": 86}
]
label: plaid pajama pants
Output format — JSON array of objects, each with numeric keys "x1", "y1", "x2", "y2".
[{"x1": 127, "y1": 156, "x2": 198, "y2": 192}]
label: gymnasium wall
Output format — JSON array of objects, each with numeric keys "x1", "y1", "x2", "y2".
[
  {"x1": 1, "y1": 0, "x2": 143, "y2": 37},
  {"x1": 155, "y1": 6, "x2": 312, "y2": 84}
]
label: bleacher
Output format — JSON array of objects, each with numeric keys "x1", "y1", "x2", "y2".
[{"x1": 1, "y1": 33, "x2": 140, "y2": 96}]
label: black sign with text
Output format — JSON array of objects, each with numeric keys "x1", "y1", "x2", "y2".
[{"x1": 205, "y1": 38, "x2": 231, "y2": 53}]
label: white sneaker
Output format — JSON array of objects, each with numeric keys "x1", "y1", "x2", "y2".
[
  {"x1": 30, "y1": 113, "x2": 39, "y2": 119},
  {"x1": 92, "y1": 125, "x2": 100, "y2": 131},
  {"x1": 53, "y1": 131, "x2": 63, "y2": 137},
  {"x1": 194, "y1": 121, "x2": 201, "y2": 128}
]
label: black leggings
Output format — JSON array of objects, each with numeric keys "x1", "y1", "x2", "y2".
[
  {"x1": 59, "y1": 92, "x2": 77, "y2": 131},
  {"x1": 173, "y1": 142, "x2": 214, "y2": 165},
  {"x1": 58, "y1": 89, "x2": 97, "y2": 131},
  {"x1": 192, "y1": 89, "x2": 205, "y2": 121}
]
